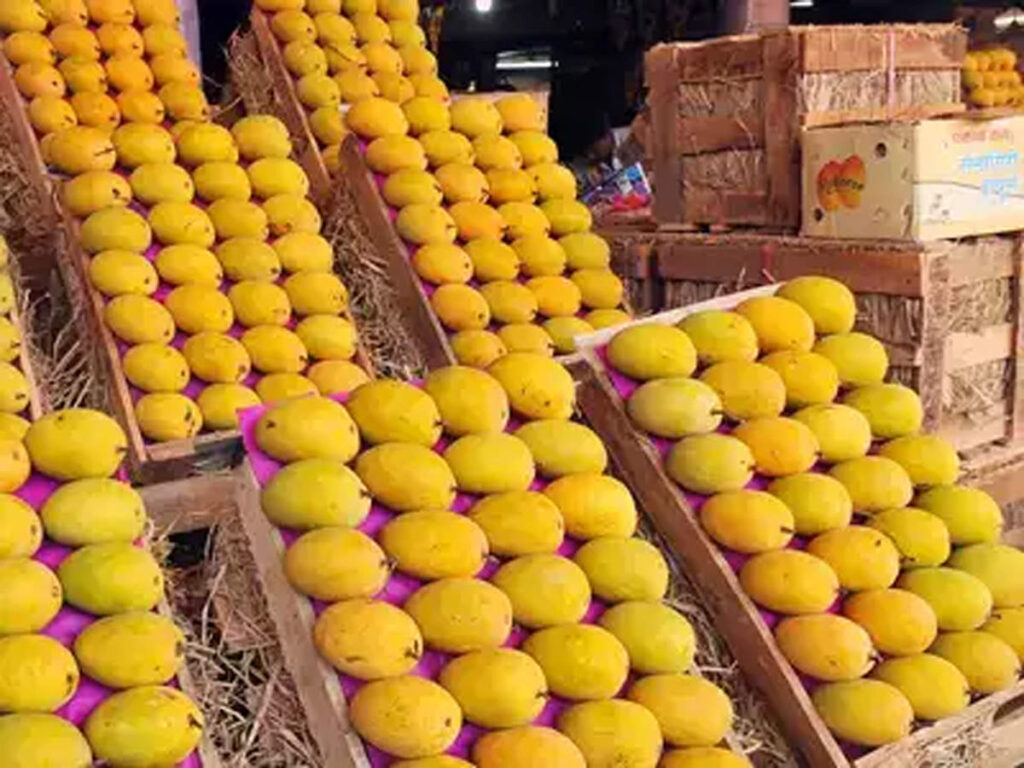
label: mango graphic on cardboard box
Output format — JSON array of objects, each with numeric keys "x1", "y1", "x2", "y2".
[{"x1": 816, "y1": 155, "x2": 865, "y2": 212}]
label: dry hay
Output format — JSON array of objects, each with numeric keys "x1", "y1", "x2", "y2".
[
  {"x1": 0, "y1": 97, "x2": 100, "y2": 413},
  {"x1": 947, "y1": 278, "x2": 1013, "y2": 334},
  {"x1": 227, "y1": 28, "x2": 278, "y2": 123},
  {"x1": 682, "y1": 149, "x2": 765, "y2": 194},
  {"x1": 634, "y1": 513, "x2": 797, "y2": 768},
  {"x1": 678, "y1": 77, "x2": 762, "y2": 119},
  {"x1": 320, "y1": 183, "x2": 425, "y2": 380},
  {"x1": 797, "y1": 69, "x2": 959, "y2": 115},
  {"x1": 945, "y1": 359, "x2": 1010, "y2": 419},
  {"x1": 855, "y1": 293, "x2": 923, "y2": 347},
  {"x1": 159, "y1": 508, "x2": 324, "y2": 768}
]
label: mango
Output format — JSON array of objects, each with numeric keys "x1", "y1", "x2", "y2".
[
  {"x1": 932, "y1": 631, "x2": 1021, "y2": 694},
  {"x1": 844, "y1": 588, "x2": 937, "y2": 656},
  {"x1": 307, "y1": 359, "x2": 370, "y2": 395},
  {"x1": 701, "y1": 489, "x2": 794, "y2": 553},
  {"x1": 807, "y1": 525, "x2": 900, "y2": 591},
  {"x1": 0, "y1": 713, "x2": 92, "y2": 767},
  {"x1": 27, "y1": 94, "x2": 78, "y2": 134},
  {"x1": 0, "y1": 634, "x2": 78, "y2": 712},
  {"x1": 777, "y1": 276, "x2": 856, "y2": 335},
  {"x1": 699, "y1": 360, "x2": 785, "y2": 421},
  {"x1": 870, "y1": 653, "x2": 969, "y2": 721},
  {"x1": 419, "y1": 129, "x2": 474, "y2": 166},
  {"x1": 767, "y1": 472, "x2": 852, "y2": 536},
  {"x1": 468, "y1": 490, "x2": 564, "y2": 556},
  {"x1": 867, "y1": 507, "x2": 950, "y2": 568},
  {"x1": 829, "y1": 456, "x2": 913, "y2": 513},
  {"x1": 383, "y1": 169, "x2": 445, "y2": 212},
  {"x1": 0, "y1": 558, "x2": 61, "y2": 635},
  {"x1": 182, "y1": 332, "x2": 251, "y2": 383},
  {"x1": 792, "y1": 403, "x2": 872, "y2": 464},
  {"x1": 41, "y1": 477, "x2": 144, "y2": 546},
  {"x1": 164, "y1": 283, "x2": 234, "y2": 333},
  {"x1": 380, "y1": 510, "x2": 488, "y2": 579},
  {"x1": 0, "y1": 495, "x2": 40, "y2": 558},
  {"x1": 665, "y1": 433, "x2": 754, "y2": 495},
  {"x1": 440, "y1": 648, "x2": 547, "y2": 728},
  {"x1": 25, "y1": 408, "x2": 126, "y2": 479},
  {"x1": 80, "y1": 206, "x2": 151, "y2": 253},
  {"x1": 949, "y1": 543, "x2": 1024, "y2": 608},
  {"x1": 263, "y1": 193, "x2": 322, "y2": 236},
  {"x1": 607, "y1": 324, "x2": 696, "y2": 380},
  {"x1": 739, "y1": 549, "x2": 840, "y2": 614},
  {"x1": 73, "y1": 612, "x2": 183, "y2": 688},
  {"x1": 509, "y1": 130, "x2": 558, "y2": 166},
  {"x1": 897, "y1": 567, "x2": 993, "y2": 631},
  {"x1": 627, "y1": 378, "x2": 722, "y2": 439},
  {"x1": 813, "y1": 332, "x2": 889, "y2": 387},
  {"x1": 256, "y1": 396, "x2": 359, "y2": 463},
  {"x1": 216, "y1": 237, "x2": 282, "y2": 282},
  {"x1": 523, "y1": 623, "x2": 629, "y2": 700},
  {"x1": 241, "y1": 325, "x2": 309, "y2": 373},
  {"x1": 117, "y1": 89, "x2": 167, "y2": 124},
  {"x1": 255, "y1": 372, "x2": 317, "y2": 403},
  {"x1": 915, "y1": 485, "x2": 1003, "y2": 545},
  {"x1": 733, "y1": 416, "x2": 819, "y2": 477},
  {"x1": 404, "y1": 577, "x2": 513, "y2": 652},
  {"x1": 122, "y1": 343, "x2": 189, "y2": 392},
  {"x1": 627, "y1": 674, "x2": 733, "y2": 747},
  {"x1": 451, "y1": 329, "x2": 507, "y2": 368},
  {"x1": 811, "y1": 680, "x2": 912, "y2": 746},
  {"x1": 273, "y1": 232, "x2": 334, "y2": 273},
  {"x1": 230, "y1": 281, "x2": 292, "y2": 327},
  {"x1": 346, "y1": 96, "x2": 409, "y2": 139},
  {"x1": 313, "y1": 598, "x2": 422, "y2": 679},
  {"x1": 135, "y1": 392, "x2": 202, "y2": 441},
  {"x1": 598, "y1": 601, "x2": 696, "y2": 675},
  {"x1": 492, "y1": 553, "x2": 591, "y2": 628},
  {"x1": 574, "y1": 536, "x2": 667, "y2": 603},
  {"x1": 158, "y1": 82, "x2": 211, "y2": 122},
  {"x1": 231, "y1": 115, "x2": 292, "y2": 160},
  {"x1": 558, "y1": 699, "x2": 663, "y2": 768},
  {"x1": 842, "y1": 383, "x2": 923, "y2": 439},
  {"x1": 148, "y1": 201, "x2": 215, "y2": 247},
  {"x1": 207, "y1": 198, "x2": 270, "y2": 240},
  {"x1": 776, "y1": 614, "x2": 875, "y2": 681},
  {"x1": 349, "y1": 677, "x2": 461, "y2": 759},
  {"x1": 192, "y1": 161, "x2": 252, "y2": 202},
  {"x1": 129, "y1": 162, "x2": 194, "y2": 205},
  {"x1": 473, "y1": 726, "x2": 585, "y2": 768},
  {"x1": 346, "y1": 379, "x2": 441, "y2": 446},
  {"x1": 88, "y1": 250, "x2": 157, "y2": 296},
  {"x1": 355, "y1": 442, "x2": 456, "y2": 511},
  {"x1": 285, "y1": 527, "x2": 387, "y2": 600}
]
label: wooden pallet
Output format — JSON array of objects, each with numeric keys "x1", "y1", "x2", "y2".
[
  {"x1": 242, "y1": 9, "x2": 454, "y2": 373},
  {"x1": 570, "y1": 289, "x2": 1024, "y2": 768}
]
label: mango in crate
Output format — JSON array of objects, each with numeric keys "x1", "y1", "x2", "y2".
[
  {"x1": 877, "y1": 434, "x2": 960, "y2": 487},
  {"x1": 346, "y1": 96, "x2": 409, "y2": 139},
  {"x1": 129, "y1": 162, "x2": 195, "y2": 205},
  {"x1": 468, "y1": 490, "x2": 564, "y2": 556},
  {"x1": 419, "y1": 129, "x2": 474, "y2": 166},
  {"x1": 314, "y1": 598, "x2": 422, "y2": 679},
  {"x1": 88, "y1": 250, "x2": 157, "y2": 296},
  {"x1": 46, "y1": 125, "x2": 117, "y2": 174},
  {"x1": 261, "y1": 457, "x2": 370, "y2": 529},
  {"x1": 451, "y1": 328, "x2": 507, "y2": 368},
  {"x1": 0, "y1": 714, "x2": 92, "y2": 768},
  {"x1": 159, "y1": 82, "x2": 211, "y2": 122},
  {"x1": 813, "y1": 331, "x2": 889, "y2": 387},
  {"x1": 807, "y1": 525, "x2": 900, "y2": 591},
  {"x1": 274, "y1": 232, "x2": 334, "y2": 273},
  {"x1": 135, "y1": 0, "x2": 179, "y2": 25},
  {"x1": 207, "y1": 199, "x2": 270, "y2": 241},
  {"x1": 574, "y1": 536, "x2": 667, "y2": 601},
  {"x1": 307, "y1": 359, "x2": 369, "y2": 396},
  {"x1": 740, "y1": 549, "x2": 840, "y2": 614},
  {"x1": 514, "y1": 419, "x2": 607, "y2": 477},
  {"x1": 897, "y1": 567, "x2": 993, "y2": 631},
  {"x1": 135, "y1": 392, "x2": 202, "y2": 441},
  {"x1": 285, "y1": 527, "x2": 388, "y2": 601},
  {"x1": 866, "y1": 507, "x2": 950, "y2": 569},
  {"x1": 627, "y1": 378, "x2": 722, "y2": 439},
  {"x1": 256, "y1": 372, "x2": 317, "y2": 403},
  {"x1": 735, "y1": 295, "x2": 815, "y2": 352},
  {"x1": 473, "y1": 727, "x2": 585, "y2": 768},
  {"x1": 95, "y1": 23, "x2": 143, "y2": 57},
  {"x1": 545, "y1": 473, "x2": 637, "y2": 540},
  {"x1": 256, "y1": 396, "x2": 359, "y2": 463},
  {"x1": 450, "y1": 97, "x2": 503, "y2": 138},
  {"x1": 915, "y1": 484, "x2": 1003, "y2": 544},
  {"x1": 350, "y1": 676, "x2": 461, "y2": 760},
  {"x1": 423, "y1": 365, "x2": 509, "y2": 436},
  {"x1": 598, "y1": 601, "x2": 696, "y2": 675},
  {"x1": 373, "y1": 71, "x2": 415, "y2": 103},
  {"x1": 73, "y1": 612, "x2": 184, "y2": 688},
  {"x1": 0, "y1": 363, "x2": 29, "y2": 414},
  {"x1": 181, "y1": 332, "x2": 250, "y2": 384},
  {"x1": 870, "y1": 653, "x2": 969, "y2": 721},
  {"x1": 949, "y1": 543, "x2": 1024, "y2": 608},
  {"x1": 776, "y1": 614, "x2": 874, "y2": 682},
  {"x1": 149, "y1": 201, "x2": 216, "y2": 247},
  {"x1": 842, "y1": 382, "x2": 923, "y2": 439},
  {"x1": 766, "y1": 473, "x2": 851, "y2": 536},
  {"x1": 544, "y1": 316, "x2": 594, "y2": 354},
  {"x1": 491, "y1": 553, "x2": 590, "y2": 628},
  {"x1": 627, "y1": 673, "x2": 733, "y2": 747},
  {"x1": 0, "y1": 634, "x2": 79, "y2": 712},
  {"x1": 439, "y1": 648, "x2": 548, "y2": 729},
  {"x1": 0, "y1": 1, "x2": 49, "y2": 33},
  {"x1": 27, "y1": 95, "x2": 78, "y2": 134},
  {"x1": 844, "y1": 587, "x2": 938, "y2": 656},
  {"x1": 346, "y1": 379, "x2": 440, "y2": 446},
  {"x1": 404, "y1": 577, "x2": 513, "y2": 653},
  {"x1": 700, "y1": 489, "x2": 794, "y2": 554},
  {"x1": 0, "y1": 494, "x2": 40, "y2": 558},
  {"x1": 812, "y1": 679, "x2": 912, "y2": 746},
  {"x1": 241, "y1": 325, "x2": 309, "y2": 373},
  {"x1": 607, "y1": 323, "x2": 696, "y2": 380},
  {"x1": 232, "y1": 115, "x2": 292, "y2": 160},
  {"x1": 0, "y1": 558, "x2": 62, "y2": 634},
  {"x1": 932, "y1": 631, "x2": 1021, "y2": 694},
  {"x1": 380, "y1": 510, "x2": 488, "y2": 580},
  {"x1": 122, "y1": 343, "x2": 189, "y2": 392},
  {"x1": 15, "y1": 62, "x2": 66, "y2": 99},
  {"x1": 0, "y1": 438, "x2": 29, "y2": 493},
  {"x1": 532, "y1": 162, "x2": 578, "y2": 201},
  {"x1": 510, "y1": 130, "x2": 558, "y2": 166},
  {"x1": 355, "y1": 442, "x2": 455, "y2": 511},
  {"x1": 828, "y1": 455, "x2": 913, "y2": 512},
  {"x1": 229, "y1": 281, "x2": 289, "y2": 326},
  {"x1": 84, "y1": 686, "x2": 204, "y2": 767},
  {"x1": 59, "y1": 541, "x2": 163, "y2": 614},
  {"x1": 792, "y1": 403, "x2": 871, "y2": 463},
  {"x1": 383, "y1": 169, "x2": 444, "y2": 208},
  {"x1": 164, "y1": 284, "x2": 234, "y2": 334},
  {"x1": 665, "y1": 433, "x2": 754, "y2": 495},
  {"x1": 41, "y1": 477, "x2": 145, "y2": 546},
  {"x1": 558, "y1": 699, "x2": 663, "y2": 768},
  {"x1": 217, "y1": 238, "x2": 281, "y2": 282},
  {"x1": 523, "y1": 624, "x2": 629, "y2": 701},
  {"x1": 25, "y1": 408, "x2": 126, "y2": 480}
]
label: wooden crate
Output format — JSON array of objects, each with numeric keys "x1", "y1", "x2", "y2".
[
  {"x1": 571, "y1": 291, "x2": 1024, "y2": 768},
  {"x1": 231, "y1": 10, "x2": 455, "y2": 377},
  {"x1": 599, "y1": 226, "x2": 661, "y2": 315},
  {"x1": 639, "y1": 232, "x2": 1024, "y2": 467},
  {"x1": 646, "y1": 25, "x2": 967, "y2": 229}
]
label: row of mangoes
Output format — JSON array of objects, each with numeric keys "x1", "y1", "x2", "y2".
[
  {"x1": 249, "y1": 353, "x2": 752, "y2": 768},
  {"x1": 2, "y1": 0, "x2": 372, "y2": 440},
  {"x1": 258, "y1": 0, "x2": 632, "y2": 364},
  {"x1": 601, "y1": 276, "x2": 1022, "y2": 748},
  {"x1": 0, "y1": 404, "x2": 205, "y2": 767}
]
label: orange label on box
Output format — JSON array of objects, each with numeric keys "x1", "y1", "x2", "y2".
[{"x1": 815, "y1": 155, "x2": 864, "y2": 212}]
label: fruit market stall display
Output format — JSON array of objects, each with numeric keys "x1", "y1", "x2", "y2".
[
  {"x1": 963, "y1": 46, "x2": 1024, "y2": 110},
  {"x1": 230, "y1": 0, "x2": 634, "y2": 363},
  {"x1": 0, "y1": 406, "x2": 215, "y2": 767},
  {"x1": 232, "y1": 360, "x2": 799, "y2": 767},
  {"x1": 646, "y1": 25, "x2": 966, "y2": 230},
  {"x1": 571, "y1": 275, "x2": 1024, "y2": 768}
]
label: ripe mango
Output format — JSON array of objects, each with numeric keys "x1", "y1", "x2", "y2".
[
  {"x1": 739, "y1": 549, "x2": 840, "y2": 614},
  {"x1": 492, "y1": 553, "x2": 591, "y2": 628},
  {"x1": 15, "y1": 61, "x2": 65, "y2": 99},
  {"x1": 295, "y1": 314, "x2": 357, "y2": 359},
  {"x1": 0, "y1": 320, "x2": 18, "y2": 365},
  {"x1": 514, "y1": 419, "x2": 606, "y2": 477},
  {"x1": 735, "y1": 295, "x2": 815, "y2": 353},
  {"x1": 122, "y1": 343, "x2": 189, "y2": 392},
  {"x1": 811, "y1": 679, "x2": 912, "y2": 746},
  {"x1": 544, "y1": 316, "x2": 594, "y2": 354},
  {"x1": 403, "y1": 96, "x2": 451, "y2": 135},
  {"x1": 558, "y1": 699, "x2": 663, "y2": 768},
  {"x1": 164, "y1": 283, "x2": 234, "y2": 333},
  {"x1": 155, "y1": 245, "x2": 222, "y2": 287},
  {"x1": 405, "y1": 577, "x2": 512, "y2": 652},
  {"x1": 488, "y1": 168, "x2": 537, "y2": 205},
  {"x1": 256, "y1": 397, "x2": 359, "y2": 463},
  {"x1": 350, "y1": 676, "x2": 461, "y2": 759},
  {"x1": 500, "y1": 201, "x2": 551, "y2": 239},
  {"x1": 627, "y1": 673, "x2": 733, "y2": 747},
  {"x1": 792, "y1": 403, "x2": 871, "y2": 463},
  {"x1": 496, "y1": 93, "x2": 542, "y2": 132},
  {"x1": 88, "y1": 250, "x2": 157, "y2": 297},
  {"x1": 481, "y1": 280, "x2": 539, "y2": 324},
  {"x1": 117, "y1": 89, "x2": 167, "y2": 124},
  {"x1": 575, "y1": 536, "x2": 668, "y2": 602},
  {"x1": 285, "y1": 527, "x2": 387, "y2": 600},
  {"x1": 150, "y1": 53, "x2": 199, "y2": 86},
  {"x1": 230, "y1": 281, "x2": 292, "y2": 327},
  {"x1": 24, "y1": 408, "x2": 126, "y2": 479},
  {"x1": 216, "y1": 237, "x2": 282, "y2": 282},
  {"x1": 599, "y1": 601, "x2": 696, "y2": 674},
  {"x1": 983, "y1": 607, "x2": 1024, "y2": 660},
  {"x1": 878, "y1": 434, "x2": 960, "y2": 488},
  {"x1": 844, "y1": 587, "x2": 937, "y2": 656},
  {"x1": 897, "y1": 567, "x2": 993, "y2": 631},
  {"x1": 450, "y1": 97, "x2": 502, "y2": 137},
  {"x1": 445, "y1": 431, "x2": 536, "y2": 493},
  {"x1": 526, "y1": 275, "x2": 582, "y2": 317},
  {"x1": 207, "y1": 198, "x2": 270, "y2": 240},
  {"x1": 129, "y1": 162, "x2": 194, "y2": 205},
  {"x1": 4, "y1": 31, "x2": 55, "y2": 65},
  {"x1": 396, "y1": 203, "x2": 457, "y2": 245},
  {"x1": 0, "y1": 713, "x2": 92, "y2": 767},
  {"x1": 439, "y1": 648, "x2": 547, "y2": 728},
  {"x1": 870, "y1": 653, "x2": 969, "y2": 721},
  {"x1": 627, "y1": 377, "x2": 722, "y2": 439},
  {"x1": 0, "y1": 634, "x2": 78, "y2": 712},
  {"x1": 524, "y1": 623, "x2": 629, "y2": 700},
  {"x1": 346, "y1": 96, "x2": 409, "y2": 139},
  {"x1": 182, "y1": 332, "x2": 251, "y2": 383},
  {"x1": 867, "y1": 507, "x2": 950, "y2": 568},
  {"x1": 0, "y1": 558, "x2": 61, "y2": 635},
  {"x1": 760, "y1": 350, "x2": 839, "y2": 408},
  {"x1": 255, "y1": 372, "x2": 317, "y2": 403},
  {"x1": 27, "y1": 94, "x2": 77, "y2": 134},
  {"x1": 355, "y1": 442, "x2": 456, "y2": 511},
  {"x1": 307, "y1": 359, "x2": 369, "y2": 395},
  {"x1": 699, "y1": 360, "x2": 785, "y2": 421},
  {"x1": 41, "y1": 476, "x2": 144, "y2": 546},
  {"x1": 932, "y1": 631, "x2": 1021, "y2": 694},
  {"x1": 544, "y1": 473, "x2": 636, "y2": 540},
  {"x1": 777, "y1": 275, "x2": 856, "y2": 335},
  {"x1": 0, "y1": 363, "x2": 28, "y2": 414},
  {"x1": 733, "y1": 416, "x2": 819, "y2": 477},
  {"x1": 192, "y1": 161, "x2": 252, "y2": 202},
  {"x1": 423, "y1": 365, "x2": 509, "y2": 436},
  {"x1": 660, "y1": 748, "x2": 752, "y2": 768},
  {"x1": 143, "y1": 24, "x2": 187, "y2": 56},
  {"x1": 314, "y1": 598, "x2": 422, "y2": 679},
  {"x1": 665, "y1": 433, "x2": 754, "y2": 495},
  {"x1": 84, "y1": 686, "x2": 203, "y2": 767},
  {"x1": 464, "y1": 237, "x2": 520, "y2": 281},
  {"x1": 273, "y1": 232, "x2": 334, "y2": 273},
  {"x1": 347, "y1": 379, "x2": 441, "y2": 446},
  {"x1": 842, "y1": 383, "x2": 923, "y2": 439},
  {"x1": 807, "y1": 525, "x2": 900, "y2": 591},
  {"x1": 431, "y1": 283, "x2": 491, "y2": 330},
  {"x1": 776, "y1": 614, "x2": 874, "y2": 681},
  {"x1": 829, "y1": 456, "x2": 913, "y2": 513},
  {"x1": 813, "y1": 332, "x2": 889, "y2": 387},
  {"x1": 135, "y1": 392, "x2": 202, "y2": 442},
  {"x1": 677, "y1": 310, "x2": 758, "y2": 365},
  {"x1": 607, "y1": 324, "x2": 696, "y2": 380},
  {"x1": 949, "y1": 543, "x2": 1024, "y2": 608},
  {"x1": 59, "y1": 541, "x2": 163, "y2": 615},
  {"x1": 468, "y1": 490, "x2": 565, "y2": 555},
  {"x1": 112, "y1": 122, "x2": 176, "y2": 168},
  {"x1": 509, "y1": 130, "x2": 558, "y2": 166},
  {"x1": 473, "y1": 726, "x2": 585, "y2": 768},
  {"x1": 47, "y1": 125, "x2": 116, "y2": 174},
  {"x1": 158, "y1": 82, "x2": 211, "y2": 122},
  {"x1": 419, "y1": 129, "x2": 474, "y2": 167},
  {"x1": 451, "y1": 329, "x2": 507, "y2": 368},
  {"x1": 0, "y1": 495, "x2": 40, "y2": 558},
  {"x1": 915, "y1": 485, "x2": 1003, "y2": 545},
  {"x1": 263, "y1": 193, "x2": 322, "y2": 236},
  {"x1": 73, "y1": 612, "x2": 183, "y2": 688},
  {"x1": 383, "y1": 169, "x2": 444, "y2": 208},
  {"x1": 487, "y1": 351, "x2": 575, "y2": 419},
  {"x1": 241, "y1": 325, "x2": 309, "y2": 373},
  {"x1": 232, "y1": 115, "x2": 292, "y2": 160},
  {"x1": 701, "y1": 489, "x2": 794, "y2": 554},
  {"x1": 64, "y1": 170, "x2": 132, "y2": 217},
  {"x1": 148, "y1": 201, "x2": 215, "y2": 247},
  {"x1": 767, "y1": 472, "x2": 851, "y2": 536},
  {"x1": 530, "y1": 162, "x2": 577, "y2": 201},
  {"x1": 380, "y1": 510, "x2": 488, "y2": 579},
  {"x1": 80, "y1": 206, "x2": 151, "y2": 253}
]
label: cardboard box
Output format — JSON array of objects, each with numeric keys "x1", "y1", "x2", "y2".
[{"x1": 803, "y1": 115, "x2": 1024, "y2": 240}]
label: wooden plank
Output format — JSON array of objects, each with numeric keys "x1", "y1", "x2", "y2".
[
  {"x1": 938, "y1": 404, "x2": 1010, "y2": 453},
  {"x1": 682, "y1": 189, "x2": 773, "y2": 227},
  {"x1": 919, "y1": 250, "x2": 951, "y2": 434},
  {"x1": 335, "y1": 136, "x2": 455, "y2": 370},
  {"x1": 945, "y1": 324, "x2": 1014, "y2": 372},
  {"x1": 802, "y1": 102, "x2": 965, "y2": 128},
  {"x1": 799, "y1": 25, "x2": 966, "y2": 73},
  {"x1": 567, "y1": 357, "x2": 849, "y2": 768},
  {"x1": 762, "y1": 30, "x2": 801, "y2": 229},
  {"x1": 942, "y1": 235, "x2": 1018, "y2": 287},
  {"x1": 854, "y1": 679, "x2": 1024, "y2": 768},
  {"x1": 655, "y1": 234, "x2": 926, "y2": 297},
  {"x1": 1010, "y1": 236, "x2": 1024, "y2": 443},
  {"x1": 234, "y1": 463, "x2": 370, "y2": 768},
  {"x1": 647, "y1": 46, "x2": 684, "y2": 225},
  {"x1": 142, "y1": 473, "x2": 239, "y2": 535},
  {"x1": 670, "y1": 36, "x2": 765, "y2": 81},
  {"x1": 677, "y1": 113, "x2": 765, "y2": 155}
]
